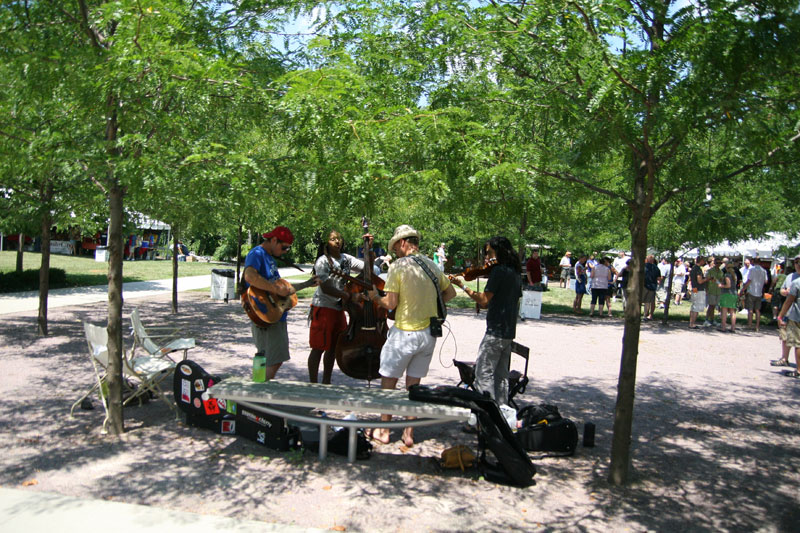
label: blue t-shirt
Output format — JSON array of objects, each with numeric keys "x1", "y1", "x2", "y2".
[{"x1": 244, "y1": 245, "x2": 286, "y2": 321}]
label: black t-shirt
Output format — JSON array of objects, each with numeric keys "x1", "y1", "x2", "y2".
[
  {"x1": 485, "y1": 264, "x2": 522, "y2": 339},
  {"x1": 690, "y1": 264, "x2": 706, "y2": 291},
  {"x1": 644, "y1": 263, "x2": 660, "y2": 291}
]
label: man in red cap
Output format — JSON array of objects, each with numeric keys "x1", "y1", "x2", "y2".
[{"x1": 243, "y1": 226, "x2": 318, "y2": 380}]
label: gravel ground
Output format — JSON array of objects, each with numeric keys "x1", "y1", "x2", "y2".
[{"x1": 0, "y1": 290, "x2": 798, "y2": 532}]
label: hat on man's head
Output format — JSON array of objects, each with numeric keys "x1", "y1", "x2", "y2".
[
  {"x1": 793, "y1": 254, "x2": 800, "y2": 261},
  {"x1": 262, "y1": 226, "x2": 294, "y2": 244},
  {"x1": 388, "y1": 224, "x2": 420, "y2": 252}
]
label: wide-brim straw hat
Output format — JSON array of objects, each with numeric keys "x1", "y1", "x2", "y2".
[{"x1": 388, "y1": 224, "x2": 420, "y2": 252}]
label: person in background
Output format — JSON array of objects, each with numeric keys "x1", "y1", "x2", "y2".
[
  {"x1": 589, "y1": 256, "x2": 612, "y2": 318},
  {"x1": 688, "y1": 256, "x2": 708, "y2": 329},
  {"x1": 573, "y1": 255, "x2": 588, "y2": 314},
  {"x1": 740, "y1": 257, "x2": 767, "y2": 332},
  {"x1": 435, "y1": 243, "x2": 447, "y2": 271},
  {"x1": 642, "y1": 255, "x2": 661, "y2": 321},
  {"x1": 705, "y1": 258, "x2": 724, "y2": 327},
  {"x1": 672, "y1": 258, "x2": 687, "y2": 305},
  {"x1": 776, "y1": 275, "x2": 800, "y2": 378},
  {"x1": 526, "y1": 249, "x2": 543, "y2": 290},
  {"x1": 559, "y1": 251, "x2": 572, "y2": 289},
  {"x1": 612, "y1": 252, "x2": 629, "y2": 302},
  {"x1": 718, "y1": 262, "x2": 739, "y2": 333},
  {"x1": 772, "y1": 256, "x2": 800, "y2": 367}
]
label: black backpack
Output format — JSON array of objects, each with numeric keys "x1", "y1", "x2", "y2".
[
  {"x1": 409, "y1": 384, "x2": 536, "y2": 487},
  {"x1": 516, "y1": 403, "x2": 579, "y2": 455}
]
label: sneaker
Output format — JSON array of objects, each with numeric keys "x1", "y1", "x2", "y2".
[{"x1": 703, "y1": 320, "x2": 712, "y2": 327}]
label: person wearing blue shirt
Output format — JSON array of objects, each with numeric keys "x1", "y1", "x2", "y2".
[{"x1": 243, "y1": 226, "x2": 318, "y2": 380}]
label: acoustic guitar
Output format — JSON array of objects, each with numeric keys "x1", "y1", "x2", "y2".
[{"x1": 242, "y1": 279, "x2": 298, "y2": 326}]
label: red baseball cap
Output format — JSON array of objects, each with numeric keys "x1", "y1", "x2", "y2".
[{"x1": 262, "y1": 226, "x2": 294, "y2": 244}]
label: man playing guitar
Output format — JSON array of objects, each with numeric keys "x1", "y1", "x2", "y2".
[{"x1": 243, "y1": 226, "x2": 318, "y2": 381}]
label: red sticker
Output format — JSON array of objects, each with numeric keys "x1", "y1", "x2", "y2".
[{"x1": 203, "y1": 398, "x2": 220, "y2": 415}]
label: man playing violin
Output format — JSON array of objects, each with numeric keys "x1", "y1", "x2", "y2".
[
  {"x1": 307, "y1": 230, "x2": 369, "y2": 384},
  {"x1": 243, "y1": 226, "x2": 318, "y2": 381},
  {"x1": 367, "y1": 225, "x2": 456, "y2": 446},
  {"x1": 451, "y1": 236, "x2": 522, "y2": 408}
]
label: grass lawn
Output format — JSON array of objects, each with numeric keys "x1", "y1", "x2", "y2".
[{"x1": 0, "y1": 251, "x2": 228, "y2": 292}]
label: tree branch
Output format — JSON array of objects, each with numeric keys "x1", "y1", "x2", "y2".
[
  {"x1": 520, "y1": 166, "x2": 630, "y2": 204},
  {"x1": 652, "y1": 131, "x2": 800, "y2": 212}
]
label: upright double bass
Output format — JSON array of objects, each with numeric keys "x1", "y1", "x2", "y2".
[{"x1": 334, "y1": 217, "x2": 388, "y2": 381}]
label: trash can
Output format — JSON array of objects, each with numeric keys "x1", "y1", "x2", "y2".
[
  {"x1": 520, "y1": 290, "x2": 542, "y2": 320},
  {"x1": 94, "y1": 246, "x2": 109, "y2": 262},
  {"x1": 211, "y1": 269, "x2": 236, "y2": 301}
]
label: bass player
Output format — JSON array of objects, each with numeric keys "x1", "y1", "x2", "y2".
[
  {"x1": 307, "y1": 229, "x2": 370, "y2": 384},
  {"x1": 243, "y1": 226, "x2": 318, "y2": 381}
]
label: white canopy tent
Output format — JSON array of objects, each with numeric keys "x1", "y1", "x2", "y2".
[{"x1": 680, "y1": 232, "x2": 798, "y2": 263}]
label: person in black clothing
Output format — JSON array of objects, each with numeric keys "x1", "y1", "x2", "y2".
[{"x1": 451, "y1": 236, "x2": 522, "y2": 407}]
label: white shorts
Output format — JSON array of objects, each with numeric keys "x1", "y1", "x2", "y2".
[
  {"x1": 379, "y1": 326, "x2": 436, "y2": 379},
  {"x1": 691, "y1": 291, "x2": 707, "y2": 313}
]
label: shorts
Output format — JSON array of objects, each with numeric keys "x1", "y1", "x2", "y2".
[
  {"x1": 719, "y1": 293, "x2": 738, "y2": 309},
  {"x1": 744, "y1": 293, "x2": 762, "y2": 311},
  {"x1": 309, "y1": 306, "x2": 347, "y2": 351},
  {"x1": 560, "y1": 267, "x2": 570, "y2": 280},
  {"x1": 779, "y1": 319, "x2": 800, "y2": 347},
  {"x1": 251, "y1": 321, "x2": 290, "y2": 366},
  {"x1": 672, "y1": 281, "x2": 684, "y2": 294},
  {"x1": 642, "y1": 288, "x2": 656, "y2": 304},
  {"x1": 575, "y1": 281, "x2": 588, "y2": 295},
  {"x1": 706, "y1": 293, "x2": 721, "y2": 307},
  {"x1": 590, "y1": 287, "x2": 607, "y2": 306},
  {"x1": 690, "y1": 290, "x2": 706, "y2": 313},
  {"x1": 379, "y1": 325, "x2": 436, "y2": 379}
]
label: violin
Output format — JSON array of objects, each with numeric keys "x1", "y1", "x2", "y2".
[
  {"x1": 334, "y1": 217, "x2": 388, "y2": 381},
  {"x1": 448, "y1": 257, "x2": 498, "y2": 282}
]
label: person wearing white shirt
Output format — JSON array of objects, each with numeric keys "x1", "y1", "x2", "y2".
[
  {"x1": 739, "y1": 258, "x2": 767, "y2": 331},
  {"x1": 672, "y1": 259, "x2": 688, "y2": 305},
  {"x1": 559, "y1": 252, "x2": 572, "y2": 288}
]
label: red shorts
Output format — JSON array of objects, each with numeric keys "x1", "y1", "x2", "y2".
[{"x1": 309, "y1": 306, "x2": 347, "y2": 351}]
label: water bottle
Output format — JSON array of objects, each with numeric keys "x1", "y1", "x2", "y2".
[
  {"x1": 583, "y1": 422, "x2": 596, "y2": 447},
  {"x1": 252, "y1": 354, "x2": 266, "y2": 382}
]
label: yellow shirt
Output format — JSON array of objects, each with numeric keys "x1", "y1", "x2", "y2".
[{"x1": 384, "y1": 253, "x2": 452, "y2": 331}]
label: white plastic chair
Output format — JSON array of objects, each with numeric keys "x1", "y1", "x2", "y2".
[
  {"x1": 71, "y1": 322, "x2": 176, "y2": 433},
  {"x1": 130, "y1": 308, "x2": 195, "y2": 362}
]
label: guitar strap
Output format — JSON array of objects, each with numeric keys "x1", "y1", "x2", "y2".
[{"x1": 410, "y1": 255, "x2": 447, "y2": 320}]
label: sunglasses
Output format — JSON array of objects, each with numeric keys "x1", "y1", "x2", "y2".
[{"x1": 280, "y1": 244, "x2": 291, "y2": 252}]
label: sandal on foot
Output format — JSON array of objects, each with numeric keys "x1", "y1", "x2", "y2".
[
  {"x1": 783, "y1": 370, "x2": 799, "y2": 378},
  {"x1": 771, "y1": 359, "x2": 790, "y2": 367}
]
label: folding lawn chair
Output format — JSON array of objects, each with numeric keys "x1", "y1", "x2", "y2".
[
  {"x1": 130, "y1": 308, "x2": 195, "y2": 362},
  {"x1": 70, "y1": 321, "x2": 177, "y2": 433},
  {"x1": 453, "y1": 341, "x2": 530, "y2": 411}
]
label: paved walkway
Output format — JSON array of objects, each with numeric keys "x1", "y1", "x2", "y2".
[
  {"x1": 0, "y1": 488, "x2": 325, "y2": 533},
  {"x1": 0, "y1": 266, "x2": 312, "y2": 316}
]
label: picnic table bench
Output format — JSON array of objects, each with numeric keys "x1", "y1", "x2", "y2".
[{"x1": 205, "y1": 378, "x2": 471, "y2": 462}]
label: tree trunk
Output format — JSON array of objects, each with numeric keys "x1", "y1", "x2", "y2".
[
  {"x1": 16, "y1": 232, "x2": 24, "y2": 272},
  {"x1": 38, "y1": 210, "x2": 53, "y2": 336},
  {"x1": 172, "y1": 232, "x2": 179, "y2": 314},
  {"x1": 235, "y1": 223, "x2": 243, "y2": 295},
  {"x1": 105, "y1": 89, "x2": 125, "y2": 435},
  {"x1": 608, "y1": 207, "x2": 648, "y2": 485}
]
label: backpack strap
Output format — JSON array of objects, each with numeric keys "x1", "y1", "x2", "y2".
[{"x1": 409, "y1": 255, "x2": 447, "y2": 320}]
